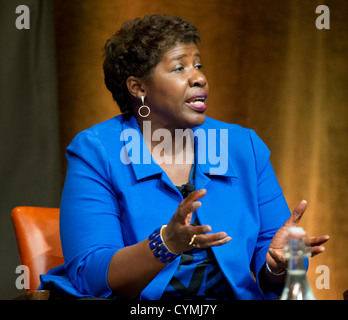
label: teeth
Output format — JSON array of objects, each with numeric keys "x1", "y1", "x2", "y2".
[
  {"x1": 187, "y1": 97, "x2": 205, "y2": 103},
  {"x1": 191, "y1": 101, "x2": 204, "y2": 105}
]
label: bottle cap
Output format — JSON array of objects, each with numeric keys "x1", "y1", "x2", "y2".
[{"x1": 288, "y1": 227, "x2": 306, "y2": 237}]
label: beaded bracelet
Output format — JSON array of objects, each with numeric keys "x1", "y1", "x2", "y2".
[{"x1": 149, "y1": 225, "x2": 180, "y2": 263}]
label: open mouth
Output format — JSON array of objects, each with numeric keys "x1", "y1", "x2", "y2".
[{"x1": 185, "y1": 95, "x2": 207, "y2": 112}]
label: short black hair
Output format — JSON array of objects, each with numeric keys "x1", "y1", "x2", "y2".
[{"x1": 103, "y1": 14, "x2": 200, "y2": 114}]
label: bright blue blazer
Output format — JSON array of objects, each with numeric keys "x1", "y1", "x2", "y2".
[{"x1": 39, "y1": 114, "x2": 290, "y2": 300}]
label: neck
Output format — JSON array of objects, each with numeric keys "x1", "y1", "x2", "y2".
[{"x1": 138, "y1": 118, "x2": 194, "y2": 166}]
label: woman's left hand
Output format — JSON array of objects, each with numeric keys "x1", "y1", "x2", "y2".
[{"x1": 266, "y1": 200, "x2": 330, "y2": 273}]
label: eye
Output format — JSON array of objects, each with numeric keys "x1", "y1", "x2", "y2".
[
  {"x1": 195, "y1": 64, "x2": 203, "y2": 70},
  {"x1": 172, "y1": 65, "x2": 185, "y2": 72}
]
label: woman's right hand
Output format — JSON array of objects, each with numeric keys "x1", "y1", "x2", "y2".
[{"x1": 162, "y1": 189, "x2": 232, "y2": 254}]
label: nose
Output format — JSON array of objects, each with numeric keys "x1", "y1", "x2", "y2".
[{"x1": 189, "y1": 68, "x2": 207, "y2": 88}]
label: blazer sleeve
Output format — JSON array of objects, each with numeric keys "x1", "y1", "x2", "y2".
[
  {"x1": 59, "y1": 129, "x2": 124, "y2": 298},
  {"x1": 248, "y1": 129, "x2": 291, "y2": 299}
]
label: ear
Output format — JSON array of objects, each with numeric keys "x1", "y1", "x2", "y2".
[{"x1": 126, "y1": 76, "x2": 146, "y2": 99}]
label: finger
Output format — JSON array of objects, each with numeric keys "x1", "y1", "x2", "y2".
[
  {"x1": 307, "y1": 235, "x2": 330, "y2": 247},
  {"x1": 176, "y1": 189, "x2": 206, "y2": 222},
  {"x1": 190, "y1": 224, "x2": 212, "y2": 235},
  {"x1": 184, "y1": 212, "x2": 193, "y2": 226},
  {"x1": 193, "y1": 232, "x2": 232, "y2": 248},
  {"x1": 206, "y1": 236, "x2": 232, "y2": 248},
  {"x1": 185, "y1": 188, "x2": 207, "y2": 202},
  {"x1": 268, "y1": 249, "x2": 287, "y2": 270},
  {"x1": 286, "y1": 200, "x2": 307, "y2": 227},
  {"x1": 268, "y1": 248, "x2": 285, "y2": 264},
  {"x1": 311, "y1": 246, "x2": 326, "y2": 257},
  {"x1": 177, "y1": 201, "x2": 202, "y2": 224}
]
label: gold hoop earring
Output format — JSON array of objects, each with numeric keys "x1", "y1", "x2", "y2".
[{"x1": 138, "y1": 96, "x2": 150, "y2": 118}]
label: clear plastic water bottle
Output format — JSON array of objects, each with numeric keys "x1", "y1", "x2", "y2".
[{"x1": 280, "y1": 227, "x2": 316, "y2": 300}]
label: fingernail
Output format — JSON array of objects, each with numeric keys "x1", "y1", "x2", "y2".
[
  {"x1": 193, "y1": 201, "x2": 201, "y2": 209},
  {"x1": 203, "y1": 225, "x2": 211, "y2": 233},
  {"x1": 218, "y1": 232, "x2": 227, "y2": 239}
]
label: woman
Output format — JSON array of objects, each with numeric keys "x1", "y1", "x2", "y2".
[{"x1": 40, "y1": 14, "x2": 329, "y2": 300}]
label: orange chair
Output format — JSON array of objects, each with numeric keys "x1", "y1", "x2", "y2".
[{"x1": 11, "y1": 206, "x2": 64, "y2": 298}]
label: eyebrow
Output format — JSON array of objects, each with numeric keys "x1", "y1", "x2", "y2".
[{"x1": 170, "y1": 52, "x2": 201, "y2": 61}]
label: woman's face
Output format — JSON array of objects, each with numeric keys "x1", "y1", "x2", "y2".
[{"x1": 143, "y1": 42, "x2": 209, "y2": 130}]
